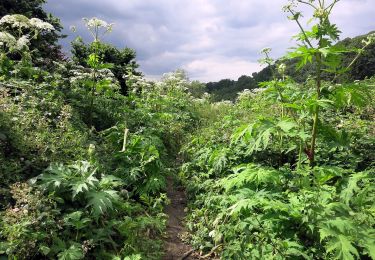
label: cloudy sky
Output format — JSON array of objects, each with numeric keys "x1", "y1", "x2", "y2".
[{"x1": 44, "y1": 0, "x2": 374, "y2": 82}]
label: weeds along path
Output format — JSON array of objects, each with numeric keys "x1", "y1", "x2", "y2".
[{"x1": 163, "y1": 175, "x2": 198, "y2": 260}]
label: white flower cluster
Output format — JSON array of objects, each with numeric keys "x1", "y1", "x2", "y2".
[
  {"x1": 125, "y1": 74, "x2": 152, "y2": 93},
  {"x1": 70, "y1": 67, "x2": 91, "y2": 83},
  {"x1": 193, "y1": 92, "x2": 211, "y2": 103},
  {"x1": 83, "y1": 17, "x2": 112, "y2": 29},
  {"x1": 0, "y1": 15, "x2": 54, "y2": 53},
  {"x1": 0, "y1": 15, "x2": 54, "y2": 32},
  {"x1": 237, "y1": 88, "x2": 265, "y2": 102},
  {"x1": 362, "y1": 33, "x2": 375, "y2": 46},
  {"x1": 0, "y1": 32, "x2": 29, "y2": 51},
  {"x1": 158, "y1": 71, "x2": 189, "y2": 92},
  {"x1": 83, "y1": 17, "x2": 114, "y2": 41},
  {"x1": 260, "y1": 47, "x2": 272, "y2": 55},
  {"x1": 30, "y1": 18, "x2": 55, "y2": 31},
  {"x1": 0, "y1": 31, "x2": 16, "y2": 46},
  {"x1": 0, "y1": 14, "x2": 30, "y2": 29},
  {"x1": 282, "y1": 0, "x2": 297, "y2": 12},
  {"x1": 212, "y1": 100, "x2": 233, "y2": 108},
  {"x1": 70, "y1": 66, "x2": 118, "y2": 85},
  {"x1": 278, "y1": 63, "x2": 287, "y2": 75},
  {"x1": 16, "y1": 35, "x2": 29, "y2": 50}
]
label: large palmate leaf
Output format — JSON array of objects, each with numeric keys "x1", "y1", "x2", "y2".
[
  {"x1": 57, "y1": 244, "x2": 84, "y2": 260},
  {"x1": 319, "y1": 218, "x2": 359, "y2": 260},
  {"x1": 326, "y1": 235, "x2": 359, "y2": 260},
  {"x1": 40, "y1": 163, "x2": 72, "y2": 189},
  {"x1": 63, "y1": 211, "x2": 91, "y2": 230},
  {"x1": 208, "y1": 148, "x2": 229, "y2": 175},
  {"x1": 340, "y1": 171, "x2": 369, "y2": 205},
  {"x1": 71, "y1": 168, "x2": 98, "y2": 198},
  {"x1": 221, "y1": 164, "x2": 281, "y2": 191},
  {"x1": 39, "y1": 161, "x2": 99, "y2": 199},
  {"x1": 86, "y1": 189, "x2": 120, "y2": 217}
]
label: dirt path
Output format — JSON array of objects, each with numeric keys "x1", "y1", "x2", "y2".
[{"x1": 163, "y1": 176, "x2": 198, "y2": 260}]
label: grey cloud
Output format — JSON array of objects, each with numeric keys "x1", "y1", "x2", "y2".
[{"x1": 44, "y1": 0, "x2": 375, "y2": 82}]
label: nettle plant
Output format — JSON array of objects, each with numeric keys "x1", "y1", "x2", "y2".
[{"x1": 239, "y1": 0, "x2": 374, "y2": 168}]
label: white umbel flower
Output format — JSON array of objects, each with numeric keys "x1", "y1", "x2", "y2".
[
  {"x1": 0, "y1": 32, "x2": 16, "y2": 47},
  {"x1": 0, "y1": 15, "x2": 54, "y2": 32},
  {"x1": 0, "y1": 14, "x2": 30, "y2": 29},
  {"x1": 30, "y1": 18, "x2": 55, "y2": 31},
  {"x1": 15, "y1": 35, "x2": 29, "y2": 50},
  {"x1": 83, "y1": 17, "x2": 109, "y2": 28},
  {"x1": 83, "y1": 17, "x2": 114, "y2": 41}
]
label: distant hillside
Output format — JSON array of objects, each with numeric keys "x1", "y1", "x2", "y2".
[{"x1": 206, "y1": 31, "x2": 375, "y2": 101}]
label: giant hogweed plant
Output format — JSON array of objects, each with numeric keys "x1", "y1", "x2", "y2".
[
  {"x1": 182, "y1": 1, "x2": 375, "y2": 259},
  {"x1": 1, "y1": 159, "x2": 165, "y2": 259},
  {"x1": 0, "y1": 14, "x2": 54, "y2": 84},
  {"x1": 0, "y1": 14, "x2": 177, "y2": 260},
  {"x1": 234, "y1": 0, "x2": 374, "y2": 168},
  {"x1": 70, "y1": 18, "x2": 120, "y2": 127}
]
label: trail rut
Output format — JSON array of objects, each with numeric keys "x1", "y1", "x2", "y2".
[{"x1": 163, "y1": 176, "x2": 197, "y2": 260}]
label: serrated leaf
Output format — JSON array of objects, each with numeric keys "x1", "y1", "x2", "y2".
[
  {"x1": 221, "y1": 164, "x2": 280, "y2": 191},
  {"x1": 39, "y1": 245, "x2": 51, "y2": 256},
  {"x1": 86, "y1": 189, "x2": 119, "y2": 217},
  {"x1": 340, "y1": 172, "x2": 368, "y2": 205},
  {"x1": 326, "y1": 235, "x2": 359, "y2": 260},
  {"x1": 276, "y1": 119, "x2": 298, "y2": 133},
  {"x1": 57, "y1": 244, "x2": 84, "y2": 260},
  {"x1": 124, "y1": 255, "x2": 142, "y2": 260}
]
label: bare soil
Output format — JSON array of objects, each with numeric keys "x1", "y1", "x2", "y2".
[{"x1": 163, "y1": 176, "x2": 198, "y2": 260}]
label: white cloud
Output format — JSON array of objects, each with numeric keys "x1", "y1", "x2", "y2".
[{"x1": 183, "y1": 56, "x2": 261, "y2": 82}]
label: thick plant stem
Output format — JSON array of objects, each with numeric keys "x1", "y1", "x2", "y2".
[
  {"x1": 310, "y1": 52, "x2": 322, "y2": 166},
  {"x1": 121, "y1": 127, "x2": 129, "y2": 152},
  {"x1": 88, "y1": 70, "x2": 96, "y2": 126},
  {"x1": 298, "y1": 140, "x2": 303, "y2": 170},
  {"x1": 88, "y1": 40, "x2": 99, "y2": 127}
]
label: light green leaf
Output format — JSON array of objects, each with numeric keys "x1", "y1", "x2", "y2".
[
  {"x1": 86, "y1": 189, "x2": 119, "y2": 217},
  {"x1": 58, "y1": 244, "x2": 84, "y2": 260},
  {"x1": 276, "y1": 119, "x2": 298, "y2": 133},
  {"x1": 326, "y1": 235, "x2": 359, "y2": 260},
  {"x1": 39, "y1": 245, "x2": 51, "y2": 256}
]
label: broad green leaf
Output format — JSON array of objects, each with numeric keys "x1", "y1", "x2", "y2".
[
  {"x1": 57, "y1": 244, "x2": 84, "y2": 260},
  {"x1": 39, "y1": 245, "x2": 51, "y2": 256},
  {"x1": 86, "y1": 189, "x2": 119, "y2": 217},
  {"x1": 326, "y1": 235, "x2": 359, "y2": 260},
  {"x1": 276, "y1": 119, "x2": 298, "y2": 133}
]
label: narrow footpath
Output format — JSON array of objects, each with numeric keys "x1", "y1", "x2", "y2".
[{"x1": 163, "y1": 176, "x2": 198, "y2": 260}]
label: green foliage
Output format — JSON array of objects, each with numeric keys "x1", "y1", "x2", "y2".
[
  {"x1": 71, "y1": 37, "x2": 139, "y2": 96},
  {"x1": 1, "y1": 2, "x2": 374, "y2": 260},
  {"x1": 57, "y1": 244, "x2": 84, "y2": 260},
  {"x1": 180, "y1": 2, "x2": 375, "y2": 259},
  {"x1": 0, "y1": 10, "x2": 201, "y2": 259}
]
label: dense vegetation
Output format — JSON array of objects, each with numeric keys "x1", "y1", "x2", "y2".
[
  {"x1": 0, "y1": 0, "x2": 374, "y2": 259},
  {"x1": 0, "y1": 13, "x2": 200, "y2": 259}
]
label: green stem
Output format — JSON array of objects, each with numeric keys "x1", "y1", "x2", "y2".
[
  {"x1": 288, "y1": 7, "x2": 314, "y2": 49},
  {"x1": 310, "y1": 49, "x2": 322, "y2": 166},
  {"x1": 88, "y1": 36, "x2": 100, "y2": 127},
  {"x1": 298, "y1": 139, "x2": 303, "y2": 170},
  {"x1": 89, "y1": 69, "x2": 96, "y2": 126}
]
